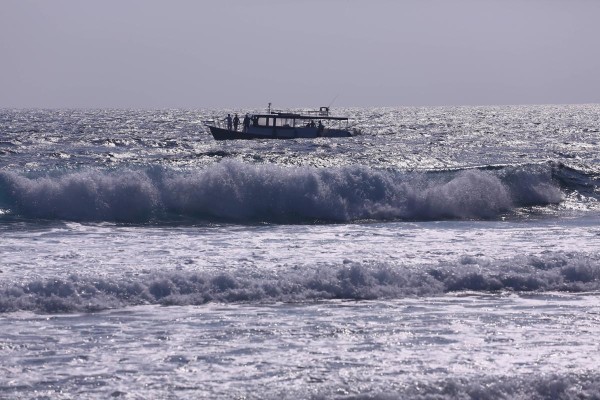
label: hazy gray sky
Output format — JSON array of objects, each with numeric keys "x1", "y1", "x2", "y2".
[{"x1": 1, "y1": 0, "x2": 599, "y2": 108}]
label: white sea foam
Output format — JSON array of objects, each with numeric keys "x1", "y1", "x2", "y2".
[
  {"x1": 2, "y1": 298, "x2": 599, "y2": 399},
  {"x1": 1, "y1": 251, "x2": 598, "y2": 313}
]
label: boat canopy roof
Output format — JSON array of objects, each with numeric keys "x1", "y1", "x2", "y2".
[{"x1": 253, "y1": 112, "x2": 348, "y2": 121}]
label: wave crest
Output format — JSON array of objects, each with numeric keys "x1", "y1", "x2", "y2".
[
  {"x1": 1, "y1": 251, "x2": 598, "y2": 314},
  {"x1": 0, "y1": 161, "x2": 566, "y2": 223}
]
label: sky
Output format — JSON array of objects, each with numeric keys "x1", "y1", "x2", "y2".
[{"x1": 1, "y1": 0, "x2": 599, "y2": 108}]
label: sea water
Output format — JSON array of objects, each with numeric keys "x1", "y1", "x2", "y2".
[{"x1": 1, "y1": 105, "x2": 600, "y2": 399}]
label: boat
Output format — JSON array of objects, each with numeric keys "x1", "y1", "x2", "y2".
[{"x1": 205, "y1": 104, "x2": 355, "y2": 140}]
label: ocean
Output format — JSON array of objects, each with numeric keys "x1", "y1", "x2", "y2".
[{"x1": 1, "y1": 105, "x2": 599, "y2": 399}]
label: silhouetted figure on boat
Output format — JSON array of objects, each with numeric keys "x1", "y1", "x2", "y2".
[
  {"x1": 224, "y1": 114, "x2": 232, "y2": 131},
  {"x1": 243, "y1": 114, "x2": 250, "y2": 132},
  {"x1": 233, "y1": 114, "x2": 240, "y2": 131}
]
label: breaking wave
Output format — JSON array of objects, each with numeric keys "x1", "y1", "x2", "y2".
[
  {"x1": 321, "y1": 372, "x2": 600, "y2": 400},
  {"x1": 0, "y1": 161, "x2": 587, "y2": 223},
  {"x1": 1, "y1": 251, "x2": 598, "y2": 314}
]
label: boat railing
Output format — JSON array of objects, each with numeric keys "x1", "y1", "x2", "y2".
[
  {"x1": 271, "y1": 106, "x2": 330, "y2": 117},
  {"x1": 203, "y1": 118, "x2": 222, "y2": 129},
  {"x1": 302, "y1": 106, "x2": 330, "y2": 117}
]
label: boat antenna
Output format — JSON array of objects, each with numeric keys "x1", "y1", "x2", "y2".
[{"x1": 328, "y1": 94, "x2": 339, "y2": 109}]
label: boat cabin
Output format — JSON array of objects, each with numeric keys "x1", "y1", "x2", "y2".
[{"x1": 251, "y1": 111, "x2": 348, "y2": 131}]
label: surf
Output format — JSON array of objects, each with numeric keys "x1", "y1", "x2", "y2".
[{"x1": 0, "y1": 161, "x2": 582, "y2": 223}]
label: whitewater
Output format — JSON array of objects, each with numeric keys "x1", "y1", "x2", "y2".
[{"x1": 1, "y1": 105, "x2": 600, "y2": 399}]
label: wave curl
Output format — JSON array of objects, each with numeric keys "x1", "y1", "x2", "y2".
[{"x1": 0, "y1": 161, "x2": 571, "y2": 223}]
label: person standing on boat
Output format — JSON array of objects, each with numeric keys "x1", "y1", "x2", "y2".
[
  {"x1": 243, "y1": 114, "x2": 250, "y2": 133},
  {"x1": 224, "y1": 114, "x2": 233, "y2": 131},
  {"x1": 233, "y1": 114, "x2": 240, "y2": 131}
]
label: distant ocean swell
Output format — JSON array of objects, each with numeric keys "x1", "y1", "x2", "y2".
[
  {"x1": 0, "y1": 161, "x2": 578, "y2": 223},
  {"x1": 1, "y1": 251, "x2": 598, "y2": 314}
]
